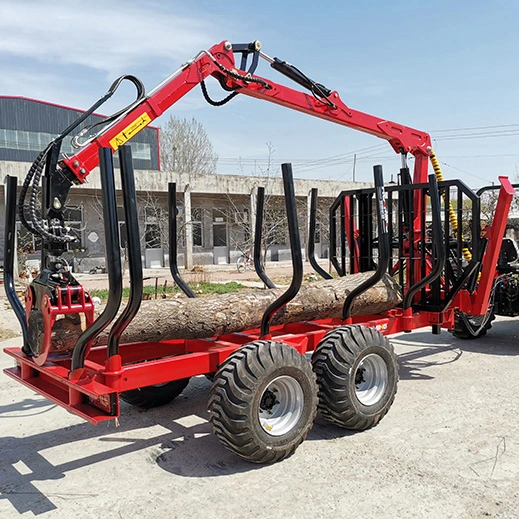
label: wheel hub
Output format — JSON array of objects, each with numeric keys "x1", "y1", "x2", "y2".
[
  {"x1": 260, "y1": 389, "x2": 278, "y2": 413},
  {"x1": 258, "y1": 375, "x2": 304, "y2": 437},
  {"x1": 354, "y1": 353, "x2": 388, "y2": 406},
  {"x1": 355, "y1": 367, "x2": 366, "y2": 386}
]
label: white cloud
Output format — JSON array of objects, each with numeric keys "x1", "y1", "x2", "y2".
[
  {"x1": 0, "y1": 1, "x2": 225, "y2": 75},
  {"x1": 0, "y1": 69, "x2": 95, "y2": 107}
]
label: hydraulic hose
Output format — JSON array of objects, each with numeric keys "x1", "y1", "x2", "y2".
[
  {"x1": 429, "y1": 149, "x2": 473, "y2": 264},
  {"x1": 18, "y1": 74, "x2": 147, "y2": 245},
  {"x1": 18, "y1": 148, "x2": 47, "y2": 235}
]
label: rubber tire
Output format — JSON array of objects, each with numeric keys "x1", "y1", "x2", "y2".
[
  {"x1": 208, "y1": 340, "x2": 318, "y2": 464},
  {"x1": 120, "y1": 378, "x2": 190, "y2": 409},
  {"x1": 236, "y1": 256, "x2": 246, "y2": 273},
  {"x1": 311, "y1": 325, "x2": 398, "y2": 430},
  {"x1": 450, "y1": 312, "x2": 495, "y2": 340}
]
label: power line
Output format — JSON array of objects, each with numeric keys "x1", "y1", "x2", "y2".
[
  {"x1": 431, "y1": 123, "x2": 519, "y2": 133},
  {"x1": 438, "y1": 160, "x2": 492, "y2": 184},
  {"x1": 217, "y1": 122, "x2": 519, "y2": 177},
  {"x1": 433, "y1": 130, "x2": 519, "y2": 141}
]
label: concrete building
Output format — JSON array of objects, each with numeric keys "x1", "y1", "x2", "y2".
[{"x1": 0, "y1": 97, "x2": 370, "y2": 273}]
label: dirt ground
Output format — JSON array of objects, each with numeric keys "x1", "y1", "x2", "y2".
[
  {"x1": 75, "y1": 260, "x2": 322, "y2": 292},
  {"x1": 1, "y1": 265, "x2": 519, "y2": 518}
]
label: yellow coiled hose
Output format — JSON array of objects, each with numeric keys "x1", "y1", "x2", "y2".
[{"x1": 429, "y1": 150, "x2": 473, "y2": 264}]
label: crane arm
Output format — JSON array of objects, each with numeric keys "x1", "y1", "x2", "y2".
[
  {"x1": 22, "y1": 39, "x2": 432, "y2": 245},
  {"x1": 60, "y1": 39, "x2": 431, "y2": 187}
]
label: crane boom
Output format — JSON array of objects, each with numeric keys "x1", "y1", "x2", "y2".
[{"x1": 59, "y1": 40, "x2": 431, "y2": 191}]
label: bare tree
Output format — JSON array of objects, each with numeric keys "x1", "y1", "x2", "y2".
[
  {"x1": 479, "y1": 189, "x2": 519, "y2": 226},
  {"x1": 160, "y1": 115, "x2": 218, "y2": 174},
  {"x1": 226, "y1": 143, "x2": 311, "y2": 265}
]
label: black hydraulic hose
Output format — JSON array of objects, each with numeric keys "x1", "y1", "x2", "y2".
[
  {"x1": 342, "y1": 165, "x2": 390, "y2": 320},
  {"x1": 260, "y1": 164, "x2": 303, "y2": 336},
  {"x1": 4, "y1": 176, "x2": 29, "y2": 351},
  {"x1": 19, "y1": 75, "x2": 146, "y2": 243},
  {"x1": 17, "y1": 148, "x2": 47, "y2": 235},
  {"x1": 72, "y1": 75, "x2": 145, "y2": 146},
  {"x1": 107, "y1": 146, "x2": 143, "y2": 357},
  {"x1": 71, "y1": 149, "x2": 123, "y2": 370},
  {"x1": 27, "y1": 149, "x2": 65, "y2": 243}
]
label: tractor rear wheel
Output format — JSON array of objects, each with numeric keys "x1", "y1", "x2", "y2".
[
  {"x1": 208, "y1": 340, "x2": 318, "y2": 464},
  {"x1": 451, "y1": 311, "x2": 495, "y2": 339},
  {"x1": 120, "y1": 378, "x2": 190, "y2": 409},
  {"x1": 312, "y1": 325, "x2": 398, "y2": 430}
]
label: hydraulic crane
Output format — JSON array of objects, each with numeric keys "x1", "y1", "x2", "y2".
[{"x1": 3, "y1": 39, "x2": 518, "y2": 464}]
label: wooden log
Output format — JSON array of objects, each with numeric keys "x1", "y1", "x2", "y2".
[{"x1": 49, "y1": 272, "x2": 402, "y2": 352}]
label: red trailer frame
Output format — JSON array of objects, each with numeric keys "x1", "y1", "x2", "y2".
[{"x1": 3, "y1": 40, "x2": 516, "y2": 462}]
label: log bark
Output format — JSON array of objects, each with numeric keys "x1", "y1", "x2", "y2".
[{"x1": 50, "y1": 272, "x2": 402, "y2": 352}]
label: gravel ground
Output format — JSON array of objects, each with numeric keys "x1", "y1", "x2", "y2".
[{"x1": 1, "y1": 268, "x2": 518, "y2": 519}]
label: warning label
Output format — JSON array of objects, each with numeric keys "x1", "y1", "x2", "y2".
[{"x1": 109, "y1": 113, "x2": 152, "y2": 150}]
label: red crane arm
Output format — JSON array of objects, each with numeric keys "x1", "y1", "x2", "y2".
[{"x1": 60, "y1": 40, "x2": 432, "y2": 184}]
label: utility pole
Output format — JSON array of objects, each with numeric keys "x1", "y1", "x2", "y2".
[{"x1": 353, "y1": 154, "x2": 357, "y2": 182}]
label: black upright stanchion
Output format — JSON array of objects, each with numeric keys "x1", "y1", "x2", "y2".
[
  {"x1": 168, "y1": 183, "x2": 196, "y2": 298},
  {"x1": 402, "y1": 174, "x2": 445, "y2": 310},
  {"x1": 107, "y1": 146, "x2": 144, "y2": 357},
  {"x1": 307, "y1": 188, "x2": 332, "y2": 280},
  {"x1": 342, "y1": 165, "x2": 390, "y2": 320},
  {"x1": 329, "y1": 196, "x2": 344, "y2": 277},
  {"x1": 340, "y1": 196, "x2": 347, "y2": 275},
  {"x1": 3, "y1": 176, "x2": 29, "y2": 351},
  {"x1": 71, "y1": 148, "x2": 123, "y2": 371},
  {"x1": 253, "y1": 186, "x2": 276, "y2": 289},
  {"x1": 260, "y1": 163, "x2": 303, "y2": 337}
]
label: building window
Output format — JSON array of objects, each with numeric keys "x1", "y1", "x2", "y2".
[
  {"x1": 145, "y1": 224, "x2": 161, "y2": 249},
  {"x1": 265, "y1": 209, "x2": 287, "y2": 245},
  {"x1": 128, "y1": 142, "x2": 151, "y2": 161},
  {"x1": 62, "y1": 205, "x2": 84, "y2": 247},
  {"x1": 117, "y1": 206, "x2": 128, "y2": 249},
  {"x1": 0, "y1": 128, "x2": 151, "y2": 161},
  {"x1": 213, "y1": 209, "x2": 227, "y2": 247},
  {"x1": 192, "y1": 207, "x2": 203, "y2": 247},
  {"x1": 0, "y1": 128, "x2": 54, "y2": 152},
  {"x1": 144, "y1": 206, "x2": 163, "y2": 249},
  {"x1": 16, "y1": 223, "x2": 42, "y2": 254},
  {"x1": 234, "y1": 208, "x2": 250, "y2": 243}
]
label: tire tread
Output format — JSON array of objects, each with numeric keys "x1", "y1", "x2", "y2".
[
  {"x1": 209, "y1": 340, "x2": 317, "y2": 464},
  {"x1": 120, "y1": 378, "x2": 190, "y2": 409},
  {"x1": 312, "y1": 325, "x2": 398, "y2": 431}
]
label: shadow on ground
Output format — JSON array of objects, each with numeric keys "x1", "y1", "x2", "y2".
[
  {"x1": 394, "y1": 317, "x2": 519, "y2": 355},
  {"x1": 0, "y1": 376, "x2": 357, "y2": 515},
  {"x1": 2, "y1": 317, "x2": 517, "y2": 515}
]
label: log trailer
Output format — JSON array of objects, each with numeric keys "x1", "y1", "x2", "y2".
[{"x1": 3, "y1": 40, "x2": 519, "y2": 463}]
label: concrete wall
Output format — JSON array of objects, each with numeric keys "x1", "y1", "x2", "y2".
[
  {"x1": 0, "y1": 161, "x2": 369, "y2": 198},
  {"x1": 0, "y1": 160, "x2": 369, "y2": 270}
]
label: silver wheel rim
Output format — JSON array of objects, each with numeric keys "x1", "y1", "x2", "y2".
[
  {"x1": 354, "y1": 353, "x2": 388, "y2": 406},
  {"x1": 258, "y1": 375, "x2": 304, "y2": 436}
]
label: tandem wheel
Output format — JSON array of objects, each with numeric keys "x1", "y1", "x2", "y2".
[
  {"x1": 208, "y1": 340, "x2": 318, "y2": 464},
  {"x1": 311, "y1": 325, "x2": 399, "y2": 430}
]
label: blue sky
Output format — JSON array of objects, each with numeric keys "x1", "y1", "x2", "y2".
[{"x1": 1, "y1": 0, "x2": 518, "y2": 187}]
